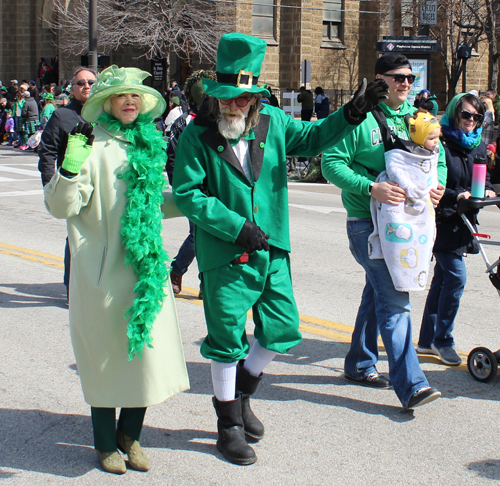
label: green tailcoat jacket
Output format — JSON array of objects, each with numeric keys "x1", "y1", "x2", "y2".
[{"x1": 173, "y1": 103, "x2": 360, "y2": 273}]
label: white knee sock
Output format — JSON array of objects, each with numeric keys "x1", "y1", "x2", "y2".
[
  {"x1": 244, "y1": 341, "x2": 277, "y2": 377},
  {"x1": 211, "y1": 361, "x2": 237, "y2": 401}
]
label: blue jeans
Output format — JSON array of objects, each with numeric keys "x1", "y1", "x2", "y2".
[
  {"x1": 418, "y1": 252, "x2": 467, "y2": 349},
  {"x1": 345, "y1": 219, "x2": 429, "y2": 406},
  {"x1": 171, "y1": 219, "x2": 195, "y2": 276}
]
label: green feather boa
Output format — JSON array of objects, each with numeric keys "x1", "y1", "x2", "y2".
[{"x1": 97, "y1": 112, "x2": 171, "y2": 360}]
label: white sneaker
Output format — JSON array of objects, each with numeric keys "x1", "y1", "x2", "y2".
[{"x1": 416, "y1": 345, "x2": 437, "y2": 355}]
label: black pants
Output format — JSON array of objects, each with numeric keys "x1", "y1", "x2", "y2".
[
  {"x1": 91, "y1": 407, "x2": 146, "y2": 452},
  {"x1": 301, "y1": 109, "x2": 313, "y2": 122}
]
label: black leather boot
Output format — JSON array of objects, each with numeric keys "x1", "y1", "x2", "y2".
[
  {"x1": 213, "y1": 394, "x2": 257, "y2": 465},
  {"x1": 236, "y1": 360, "x2": 264, "y2": 441}
]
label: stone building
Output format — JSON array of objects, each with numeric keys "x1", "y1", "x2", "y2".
[{"x1": 0, "y1": 0, "x2": 496, "y2": 110}]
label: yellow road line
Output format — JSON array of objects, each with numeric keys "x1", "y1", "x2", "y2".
[
  {"x1": 0, "y1": 242, "x2": 64, "y2": 269},
  {"x1": 0, "y1": 243, "x2": 473, "y2": 369},
  {"x1": 0, "y1": 242, "x2": 64, "y2": 261},
  {"x1": 179, "y1": 285, "x2": 356, "y2": 341}
]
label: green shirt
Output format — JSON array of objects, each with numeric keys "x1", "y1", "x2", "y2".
[{"x1": 321, "y1": 101, "x2": 448, "y2": 218}]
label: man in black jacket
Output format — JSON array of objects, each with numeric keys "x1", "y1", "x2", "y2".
[
  {"x1": 38, "y1": 66, "x2": 97, "y2": 300},
  {"x1": 166, "y1": 70, "x2": 215, "y2": 297}
]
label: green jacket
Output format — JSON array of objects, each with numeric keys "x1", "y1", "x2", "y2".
[
  {"x1": 40, "y1": 102, "x2": 56, "y2": 123},
  {"x1": 173, "y1": 103, "x2": 360, "y2": 272},
  {"x1": 298, "y1": 90, "x2": 314, "y2": 110},
  {"x1": 493, "y1": 95, "x2": 500, "y2": 122},
  {"x1": 427, "y1": 94, "x2": 439, "y2": 116},
  {"x1": 321, "y1": 101, "x2": 448, "y2": 219}
]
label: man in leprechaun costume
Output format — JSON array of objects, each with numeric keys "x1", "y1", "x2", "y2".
[{"x1": 173, "y1": 33, "x2": 389, "y2": 465}]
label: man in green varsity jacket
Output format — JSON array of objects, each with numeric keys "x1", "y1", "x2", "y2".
[{"x1": 173, "y1": 32, "x2": 389, "y2": 466}]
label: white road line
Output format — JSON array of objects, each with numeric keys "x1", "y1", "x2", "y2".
[
  {"x1": 1, "y1": 163, "x2": 39, "y2": 167},
  {"x1": 289, "y1": 203, "x2": 346, "y2": 214},
  {"x1": 0, "y1": 177, "x2": 28, "y2": 182},
  {"x1": 0, "y1": 166, "x2": 40, "y2": 177},
  {"x1": 0, "y1": 190, "x2": 44, "y2": 197}
]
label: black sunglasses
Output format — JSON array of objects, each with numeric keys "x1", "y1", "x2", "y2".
[
  {"x1": 75, "y1": 79, "x2": 96, "y2": 87},
  {"x1": 382, "y1": 73, "x2": 416, "y2": 84},
  {"x1": 459, "y1": 110, "x2": 483, "y2": 123}
]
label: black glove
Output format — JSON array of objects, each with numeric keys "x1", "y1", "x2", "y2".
[
  {"x1": 344, "y1": 78, "x2": 389, "y2": 124},
  {"x1": 70, "y1": 122, "x2": 95, "y2": 144},
  {"x1": 235, "y1": 220, "x2": 270, "y2": 254}
]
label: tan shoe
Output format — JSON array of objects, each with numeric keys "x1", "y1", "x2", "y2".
[
  {"x1": 116, "y1": 429, "x2": 150, "y2": 471},
  {"x1": 96, "y1": 450, "x2": 126, "y2": 475}
]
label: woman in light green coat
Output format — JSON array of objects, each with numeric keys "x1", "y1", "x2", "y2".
[{"x1": 44, "y1": 65, "x2": 189, "y2": 475}]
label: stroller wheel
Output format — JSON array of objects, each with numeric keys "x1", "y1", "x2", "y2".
[{"x1": 467, "y1": 347, "x2": 498, "y2": 382}]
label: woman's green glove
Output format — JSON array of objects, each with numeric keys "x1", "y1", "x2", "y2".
[{"x1": 61, "y1": 122, "x2": 95, "y2": 174}]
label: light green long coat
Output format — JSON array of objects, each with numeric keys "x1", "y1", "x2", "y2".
[{"x1": 44, "y1": 125, "x2": 189, "y2": 408}]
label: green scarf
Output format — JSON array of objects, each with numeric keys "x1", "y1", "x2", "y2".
[{"x1": 97, "y1": 112, "x2": 171, "y2": 360}]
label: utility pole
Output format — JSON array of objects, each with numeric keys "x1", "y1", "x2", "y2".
[
  {"x1": 389, "y1": 0, "x2": 402, "y2": 36},
  {"x1": 89, "y1": 0, "x2": 98, "y2": 72}
]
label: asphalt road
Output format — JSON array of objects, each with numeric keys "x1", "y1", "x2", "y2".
[{"x1": 2, "y1": 145, "x2": 500, "y2": 485}]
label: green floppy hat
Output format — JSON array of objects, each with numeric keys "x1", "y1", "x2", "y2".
[
  {"x1": 81, "y1": 65, "x2": 166, "y2": 122},
  {"x1": 203, "y1": 33, "x2": 270, "y2": 99}
]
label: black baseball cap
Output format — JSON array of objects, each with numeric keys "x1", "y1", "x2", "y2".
[{"x1": 375, "y1": 53, "x2": 411, "y2": 75}]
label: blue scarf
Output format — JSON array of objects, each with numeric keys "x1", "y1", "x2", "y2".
[{"x1": 440, "y1": 113, "x2": 482, "y2": 150}]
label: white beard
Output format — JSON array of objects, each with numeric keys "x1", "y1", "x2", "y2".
[{"x1": 217, "y1": 108, "x2": 247, "y2": 140}]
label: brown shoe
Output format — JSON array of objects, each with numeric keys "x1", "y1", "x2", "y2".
[
  {"x1": 96, "y1": 450, "x2": 126, "y2": 474},
  {"x1": 170, "y1": 272, "x2": 182, "y2": 294},
  {"x1": 116, "y1": 430, "x2": 150, "y2": 472}
]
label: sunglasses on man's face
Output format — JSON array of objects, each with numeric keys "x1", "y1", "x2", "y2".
[
  {"x1": 219, "y1": 96, "x2": 253, "y2": 108},
  {"x1": 383, "y1": 73, "x2": 416, "y2": 84},
  {"x1": 75, "y1": 79, "x2": 96, "y2": 87},
  {"x1": 459, "y1": 110, "x2": 483, "y2": 123}
]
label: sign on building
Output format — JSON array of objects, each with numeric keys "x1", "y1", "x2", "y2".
[
  {"x1": 420, "y1": 2, "x2": 438, "y2": 25},
  {"x1": 408, "y1": 59, "x2": 428, "y2": 105},
  {"x1": 151, "y1": 59, "x2": 165, "y2": 82}
]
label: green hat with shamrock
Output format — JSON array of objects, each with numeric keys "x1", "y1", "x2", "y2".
[
  {"x1": 82, "y1": 65, "x2": 166, "y2": 122},
  {"x1": 202, "y1": 33, "x2": 270, "y2": 99}
]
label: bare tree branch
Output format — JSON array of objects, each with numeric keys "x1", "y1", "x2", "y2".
[{"x1": 47, "y1": 0, "x2": 230, "y2": 66}]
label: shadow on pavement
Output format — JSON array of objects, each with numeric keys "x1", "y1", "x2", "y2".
[
  {"x1": 0, "y1": 408, "x2": 216, "y2": 478},
  {"x1": 185, "y1": 360, "x2": 409, "y2": 423},
  {"x1": 467, "y1": 459, "x2": 500, "y2": 480},
  {"x1": 0, "y1": 282, "x2": 67, "y2": 309},
  {"x1": 186, "y1": 334, "x2": 500, "y2": 422}
]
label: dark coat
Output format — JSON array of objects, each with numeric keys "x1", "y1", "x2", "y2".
[
  {"x1": 21, "y1": 97, "x2": 39, "y2": 122},
  {"x1": 38, "y1": 98, "x2": 83, "y2": 186},
  {"x1": 434, "y1": 136, "x2": 492, "y2": 255}
]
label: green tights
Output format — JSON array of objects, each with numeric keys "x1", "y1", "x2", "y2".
[{"x1": 91, "y1": 406, "x2": 146, "y2": 452}]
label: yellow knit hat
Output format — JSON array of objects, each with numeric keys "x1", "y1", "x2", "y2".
[{"x1": 408, "y1": 110, "x2": 440, "y2": 146}]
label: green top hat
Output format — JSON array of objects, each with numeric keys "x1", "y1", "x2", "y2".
[
  {"x1": 203, "y1": 33, "x2": 270, "y2": 99},
  {"x1": 82, "y1": 65, "x2": 166, "y2": 123}
]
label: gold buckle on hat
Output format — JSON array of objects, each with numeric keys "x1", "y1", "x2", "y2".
[{"x1": 236, "y1": 70, "x2": 253, "y2": 89}]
